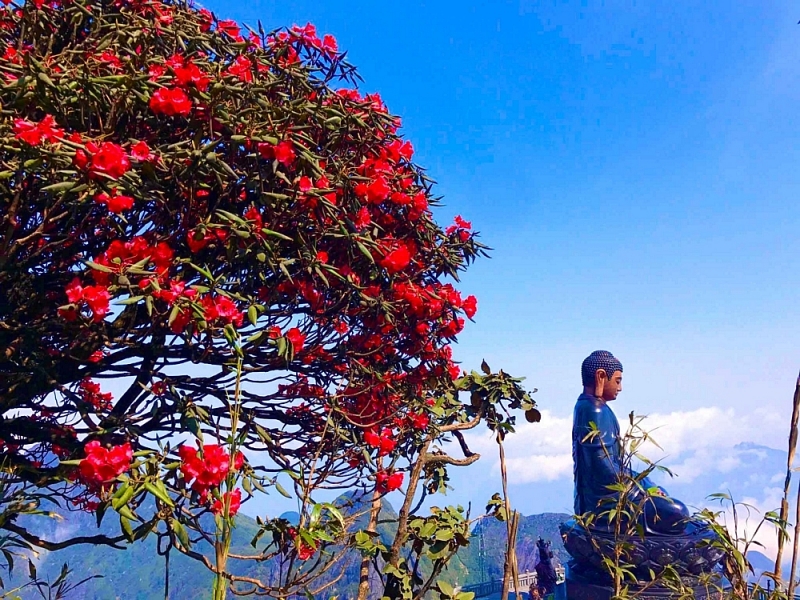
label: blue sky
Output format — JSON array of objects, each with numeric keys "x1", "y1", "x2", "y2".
[{"x1": 200, "y1": 0, "x2": 800, "y2": 519}]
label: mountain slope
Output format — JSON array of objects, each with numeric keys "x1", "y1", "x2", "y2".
[{"x1": 13, "y1": 498, "x2": 569, "y2": 598}]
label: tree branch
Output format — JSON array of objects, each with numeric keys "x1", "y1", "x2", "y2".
[{"x1": 3, "y1": 522, "x2": 128, "y2": 550}]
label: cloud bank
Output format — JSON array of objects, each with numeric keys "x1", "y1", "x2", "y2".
[{"x1": 464, "y1": 405, "x2": 787, "y2": 486}]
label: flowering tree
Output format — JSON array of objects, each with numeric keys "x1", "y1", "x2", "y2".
[{"x1": 0, "y1": 0, "x2": 537, "y2": 598}]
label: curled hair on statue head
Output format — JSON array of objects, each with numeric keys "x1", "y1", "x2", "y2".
[{"x1": 581, "y1": 350, "x2": 623, "y2": 387}]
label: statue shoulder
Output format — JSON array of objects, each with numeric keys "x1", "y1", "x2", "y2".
[{"x1": 573, "y1": 396, "x2": 616, "y2": 430}]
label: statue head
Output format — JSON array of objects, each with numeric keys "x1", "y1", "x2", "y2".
[{"x1": 581, "y1": 350, "x2": 623, "y2": 401}]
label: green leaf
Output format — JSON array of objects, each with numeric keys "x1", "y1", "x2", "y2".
[
  {"x1": 356, "y1": 241, "x2": 374, "y2": 263},
  {"x1": 275, "y1": 481, "x2": 292, "y2": 499},
  {"x1": 120, "y1": 515, "x2": 134, "y2": 540},
  {"x1": 144, "y1": 481, "x2": 174, "y2": 506},
  {"x1": 37, "y1": 72, "x2": 55, "y2": 87},
  {"x1": 40, "y1": 181, "x2": 75, "y2": 193},
  {"x1": 85, "y1": 260, "x2": 114, "y2": 273},
  {"x1": 261, "y1": 228, "x2": 293, "y2": 241},
  {"x1": 248, "y1": 305, "x2": 258, "y2": 326},
  {"x1": 170, "y1": 519, "x2": 190, "y2": 549},
  {"x1": 438, "y1": 580, "x2": 455, "y2": 596}
]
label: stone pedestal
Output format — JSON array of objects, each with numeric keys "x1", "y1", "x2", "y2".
[
  {"x1": 559, "y1": 518, "x2": 728, "y2": 599},
  {"x1": 565, "y1": 566, "x2": 727, "y2": 600}
]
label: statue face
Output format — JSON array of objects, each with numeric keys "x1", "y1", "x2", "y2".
[{"x1": 596, "y1": 369, "x2": 623, "y2": 401}]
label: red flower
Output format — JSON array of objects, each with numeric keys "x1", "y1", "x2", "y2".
[
  {"x1": 89, "y1": 142, "x2": 131, "y2": 180},
  {"x1": 64, "y1": 278, "x2": 110, "y2": 322},
  {"x1": 173, "y1": 61, "x2": 210, "y2": 91},
  {"x1": 366, "y1": 177, "x2": 390, "y2": 204},
  {"x1": 285, "y1": 327, "x2": 306, "y2": 354},
  {"x1": 77, "y1": 378, "x2": 113, "y2": 410},
  {"x1": 130, "y1": 141, "x2": 154, "y2": 162},
  {"x1": 275, "y1": 140, "x2": 296, "y2": 167},
  {"x1": 296, "y1": 537, "x2": 317, "y2": 561},
  {"x1": 408, "y1": 412, "x2": 429, "y2": 430},
  {"x1": 211, "y1": 488, "x2": 242, "y2": 516},
  {"x1": 225, "y1": 55, "x2": 253, "y2": 82},
  {"x1": 65, "y1": 277, "x2": 83, "y2": 303},
  {"x1": 178, "y1": 443, "x2": 231, "y2": 495},
  {"x1": 233, "y1": 451, "x2": 245, "y2": 471},
  {"x1": 83, "y1": 286, "x2": 111, "y2": 321},
  {"x1": 364, "y1": 428, "x2": 396, "y2": 457},
  {"x1": 150, "y1": 87, "x2": 192, "y2": 117},
  {"x1": 380, "y1": 246, "x2": 411, "y2": 274},
  {"x1": 94, "y1": 190, "x2": 134, "y2": 213},
  {"x1": 13, "y1": 115, "x2": 63, "y2": 146},
  {"x1": 321, "y1": 34, "x2": 338, "y2": 55},
  {"x1": 375, "y1": 469, "x2": 403, "y2": 494},
  {"x1": 297, "y1": 176, "x2": 312, "y2": 192},
  {"x1": 217, "y1": 19, "x2": 241, "y2": 40},
  {"x1": 88, "y1": 350, "x2": 106, "y2": 363},
  {"x1": 354, "y1": 207, "x2": 371, "y2": 230},
  {"x1": 198, "y1": 8, "x2": 213, "y2": 32},
  {"x1": 462, "y1": 295, "x2": 477, "y2": 319},
  {"x1": 79, "y1": 440, "x2": 132, "y2": 487},
  {"x1": 199, "y1": 294, "x2": 244, "y2": 328}
]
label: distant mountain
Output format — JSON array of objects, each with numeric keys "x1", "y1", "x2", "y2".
[
  {"x1": 449, "y1": 512, "x2": 570, "y2": 586},
  {"x1": 656, "y1": 442, "x2": 787, "y2": 510},
  {"x1": 10, "y1": 497, "x2": 570, "y2": 599}
]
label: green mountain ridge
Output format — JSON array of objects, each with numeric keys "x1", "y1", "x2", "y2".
[{"x1": 13, "y1": 498, "x2": 569, "y2": 599}]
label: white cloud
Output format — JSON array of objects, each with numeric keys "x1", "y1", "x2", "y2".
[
  {"x1": 464, "y1": 405, "x2": 787, "y2": 486},
  {"x1": 463, "y1": 409, "x2": 572, "y2": 484}
]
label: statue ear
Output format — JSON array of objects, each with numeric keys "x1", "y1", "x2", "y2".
[{"x1": 594, "y1": 369, "x2": 607, "y2": 398}]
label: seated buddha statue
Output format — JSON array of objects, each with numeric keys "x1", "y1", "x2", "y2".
[{"x1": 572, "y1": 350, "x2": 690, "y2": 534}]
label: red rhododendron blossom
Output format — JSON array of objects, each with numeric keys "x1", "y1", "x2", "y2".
[
  {"x1": 89, "y1": 142, "x2": 131, "y2": 180},
  {"x1": 88, "y1": 350, "x2": 106, "y2": 363},
  {"x1": 77, "y1": 378, "x2": 113, "y2": 410},
  {"x1": 380, "y1": 246, "x2": 411, "y2": 274},
  {"x1": 198, "y1": 8, "x2": 213, "y2": 32},
  {"x1": 216, "y1": 19, "x2": 242, "y2": 40},
  {"x1": 363, "y1": 428, "x2": 396, "y2": 457},
  {"x1": 13, "y1": 115, "x2": 63, "y2": 146},
  {"x1": 225, "y1": 55, "x2": 253, "y2": 82},
  {"x1": 94, "y1": 190, "x2": 134, "y2": 213},
  {"x1": 199, "y1": 295, "x2": 244, "y2": 327},
  {"x1": 233, "y1": 451, "x2": 245, "y2": 471},
  {"x1": 296, "y1": 537, "x2": 317, "y2": 561},
  {"x1": 149, "y1": 87, "x2": 192, "y2": 117},
  {"x1": 285, "y1": 327, "x2": 306, "y2": 354},
  {"x1": 320, "y1": 34, "x2": 338, "y2": 55},
  {"x1": 408, "y1": 412, "x2": 430, "y2": 430},
  {"x1": 211, "y1": 488, "x2": 242, "y2": 516},
  {"x1": 366, "y1": 177, "x2": 390, "y2": 204},
  {"x1": 178, "y1": 443, "x2": 231, "y2": 495},
  {"x1": 446, "y1": 215, "x2": 473, "y2": 241},
  {"x1": 258, "y1": 140, "x2": 296, "y2": 167},
  {"x1": 375, "y1": 470, "x2": 404, "y2": 494},
  {"x1": 152, "y1": 279, "x2": 197, "y2": 304},
  {"x1": 173, "y1": 61, "x2": 210, "y2": 91},
  {"x1": 79, "y1": 440, "x2": 132, "y2": 487},
  {"x1": 130, "y1": 140, "x2": 154, "y2": 162},
  {"x1": 297, "y1": 176, "x2": 312, "y2": 192},
  {"x1": 462, "y1": 295, "x2": 477, "y2": 319},
  {"x1": 64, "y1": 277, "x2": 110, "y2": 322}
]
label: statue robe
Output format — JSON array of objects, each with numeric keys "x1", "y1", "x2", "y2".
[{"x1": 572, "y1": 393, "x2": 689, "y2": 533}]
